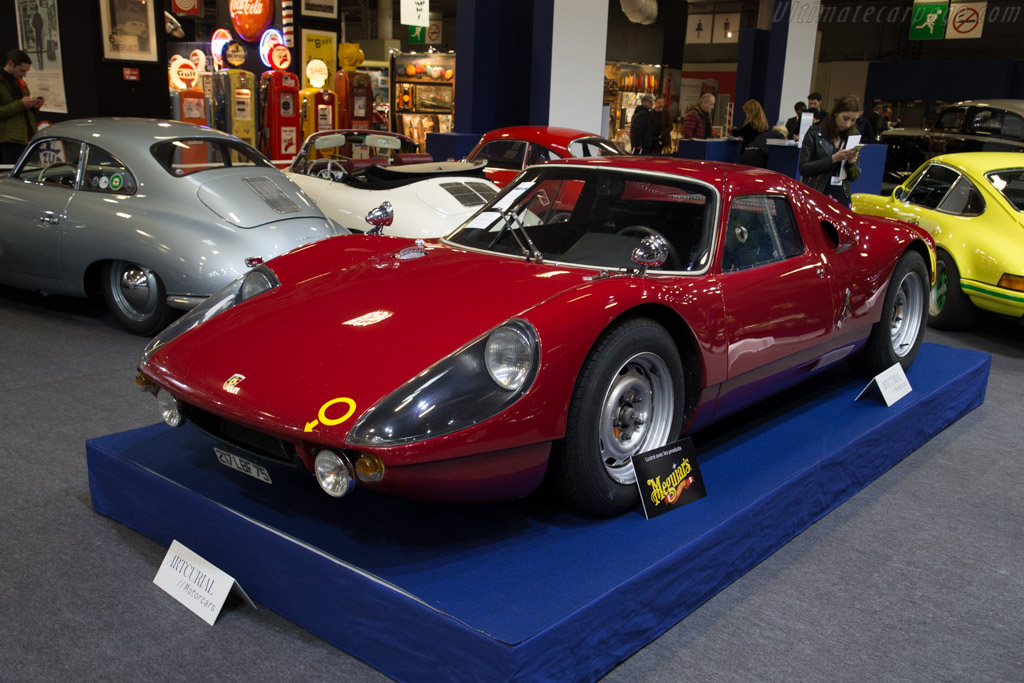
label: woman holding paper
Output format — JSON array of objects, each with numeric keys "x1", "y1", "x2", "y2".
[{"x1": 799, "y1": 94, "x2": 863, "y2": 207}]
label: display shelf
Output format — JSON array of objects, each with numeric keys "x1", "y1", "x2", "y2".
[{"x1": 88, "y1": 343, "x2": 989, "y2": 682}]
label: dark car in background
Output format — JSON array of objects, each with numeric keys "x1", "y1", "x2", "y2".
[{"x1": 879, "y1": 99, "x2": 1024, "y2": 190}]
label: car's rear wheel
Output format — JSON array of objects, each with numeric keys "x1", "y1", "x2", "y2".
[
  {"x1": 928, "y1": 251, "x2": 977, "y2": 330},
  {"x1": 101, "y1": 260, "x2": 173, "y2": 336},
  {"x1": 853, "y1": 250, "x2": 928, "y2": 375},
  {"x1": 553, "y1": 317, "x2": 684, "y2": 516}
]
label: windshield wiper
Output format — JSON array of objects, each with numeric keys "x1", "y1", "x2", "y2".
[{"x1": 486, "y1": 198, "x2": 544, "y2": 263}]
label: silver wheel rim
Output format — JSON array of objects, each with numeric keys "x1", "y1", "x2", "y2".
[
  {"x1": 891, "y1": 269, "x2": 925, "y2": 357},
  {"x1": 597, "y1": 351, "x2": 675, "y2": 485},
  {"x1": 109, "y1": 260, "x2": 160, "y2": 322}
]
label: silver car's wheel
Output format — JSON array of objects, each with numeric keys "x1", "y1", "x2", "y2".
[
  {"x1": 101, "y1": 260, "x2": 173, "y2": 335},
  {"x1": 889, "y1": 266, "x2": 925, "y2": 358},
  {"x1": 553, "y1": 317, "x2": 685, "y2": 516}
]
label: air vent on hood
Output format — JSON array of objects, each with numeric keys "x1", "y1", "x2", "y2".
[
  {"x1": 242, "y1": 176, "x2": 301, "y2": 213},
  {"x1": 440, "y1": 181, "x2": 499, "y2": 207}
]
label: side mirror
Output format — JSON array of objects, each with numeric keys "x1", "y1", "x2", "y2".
[
  {"x1": 365, "y1": 201, "x2": 394, "y2": 235},
  {"x1": 892, "y1": 185, "x2": 906, "y2": 201},
  {"x1": 821, "y1": 220, "x2": 858, "y2": 253},
  {"x1": 631, "y1": 235, "x2": 668, "y2": 275}
]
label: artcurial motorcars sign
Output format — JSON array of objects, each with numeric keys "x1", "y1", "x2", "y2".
[{"x1": 230, "y1": 0, "x2": 273, "y2": 42}]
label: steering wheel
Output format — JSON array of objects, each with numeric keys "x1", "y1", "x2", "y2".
[
  {"x1": 308, "y1": 158, "x2": 346, "y2": 181},
  {"x1": 616, "y1": 225, "x2": 681, "y2": 271},
  {"x1": 38, "y1": 162, "x2": 73, "y2": 184}
]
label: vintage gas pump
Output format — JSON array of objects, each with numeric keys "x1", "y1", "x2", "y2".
[
  {"x1": 168, "y1": 56, "x2": 209, "y2": 126},
  {"x1": 299, "y1": 58, "x2": 336, "y2": 139},
  {"x1": 206, "y1": 40, "x2": 257, "y2": 147},
  {"x1": 333, "y1": 43, "x2": 372, "y2": 130},
  {"x1": 258, "y1": 44, "x2": 300, "y2": 167}
]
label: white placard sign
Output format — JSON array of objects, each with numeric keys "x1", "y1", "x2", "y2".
[
  {"x1": 401, "y1": 0, "x2": 430, "y2": 27},
  {"x1": 856, "y1": 362, "x2": 913, "y2": 407},
  {"x1": 153, "y1": 540, "x2": 254, "y2": 625}
]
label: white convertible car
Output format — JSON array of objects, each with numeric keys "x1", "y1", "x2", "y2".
[{"x1": 285, "y1": 130, "x2": 499, "y2": 238}]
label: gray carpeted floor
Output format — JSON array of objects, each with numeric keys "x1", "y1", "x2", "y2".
[{"x1": 1, "y1": 284, "x2": 1021, "y2": 682}]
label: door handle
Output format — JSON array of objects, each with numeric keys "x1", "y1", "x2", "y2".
[
  {"x1": 816, "y1": 267, "x2": 826, "y2": 278},
  {"x1": 41, "y1": 214, "x2": 60, "y2": 224}
]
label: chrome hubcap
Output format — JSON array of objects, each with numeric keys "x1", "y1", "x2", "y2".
[
  {"x1": 111, "y1": 261, "x2": 159, "y2": 321},
  {"x1": 598, "y1": 352, "x2": 674, "y2": 485},
  {"x1": 891, "y1": 270, "x2": 924, "y2": 357}
]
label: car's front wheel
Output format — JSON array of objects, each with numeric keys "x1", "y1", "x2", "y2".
[
  {"x1": 928, "y1": 251, "x2": 977, "y2": 330},
  {"x1": 101, "y1": 260, "x2": 173, "y2": 336},
  {"x1": 853, "y1": 250, "x2": 928, "y2": 375},
  {"x1": 553, "y1": 317, "x2": 684, "y2": 516}
]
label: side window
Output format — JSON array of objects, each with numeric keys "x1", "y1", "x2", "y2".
[
  {"x1": 937, "y1": 176, "x2": 985, "y2": 216},
  {"x1": 527, "y1": 144, "x2": 558, "y2": 165},
  {"x1": 968, "y1": 109, "x2": 1024, "y2": 142},
  {"x1": 905, "y1": 164, "x2": 958, "y2": 209},
  {"x1": 934, "y1": 108, "x2": 966, "y2": 132},
  {"x1": 473, "y1": 140, "x2": 526, "y2": 171},
  {"x1": 82, "y1": 147, "x2": 137, "y2": 195},
  {"x1": 722, "y1": 195, "x2": 804, "y2": 273},
  {"x1": 13, "y1": 138, "x2": 82, "y2": 188}
]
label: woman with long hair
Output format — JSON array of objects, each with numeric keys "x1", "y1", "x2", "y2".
[
  {"x1": 732, "y1": 99, "x2": 769, "y2": 146},
  {"x1": 799, "y1": 94, "x2": 863, "y2": 206}
]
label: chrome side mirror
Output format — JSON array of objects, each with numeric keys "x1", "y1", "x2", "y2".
[
  {"x1": 893, "y1": 185, "x2": 906, "y2": 201},
  {"x1": 365, "y1": 201, "x2": 394, "y2": 235},
  {"x1": 631, "y1": 235, "x2": 668, "y2": 276}
]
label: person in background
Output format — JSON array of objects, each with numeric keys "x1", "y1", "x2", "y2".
[
  {"x1": 732, "y1": 99, "x2": 769, "y2": 146},
  {"x1": 799, "y1": 94, "x2": 863, "y2": 207},
  {"x1": 785, "y1": 101, "x2": 807, "y2": 139},
  {"x1": 741, "y1": 124, "x2": 789, "y2": 169},
  {"x1": 652, "y1": 96, "x2": 672, "y2": 154},
  {"x1": 0, "y1": 49, "x2": 43, "y2": 164},
  {"x1": 884, "y1": 106, "x2": 902, "y2": 129},
  {"x1": 806, "y1": 92, "x2": 828, "y2": 124},
  {"x1": 681, "y1": 92, "x2": 715, "y2": 139},
  {"x1": 857, "y1": 110, "x2": 876, "y2": 144},
  {"x1": 868, "y1": 104, "x2": 887, "y2": 135},
  {"x1": 629, "y1": 93, "x2": 654, "y2": 155}
]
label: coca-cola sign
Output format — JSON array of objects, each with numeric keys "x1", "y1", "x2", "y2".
[{"x1": 230, "y1": 0, "x2": 273, "y2": 42}]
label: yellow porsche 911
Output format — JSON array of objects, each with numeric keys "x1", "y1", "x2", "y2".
[{"x1": 853, "y1": 152, "x2": 1024, "y2": 329}]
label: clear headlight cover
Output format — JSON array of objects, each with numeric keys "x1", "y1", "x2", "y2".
[
  {"x1": 140, "y1": 265, "x2": 279, "y2": 364},
  {"x1": 347, "y1": 319, "x2": 540, "y2": 447}
]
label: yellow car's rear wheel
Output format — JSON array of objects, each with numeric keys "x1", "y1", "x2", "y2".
[{"x1": 929, "y1": 251, "x2": 978, "y2": 330}]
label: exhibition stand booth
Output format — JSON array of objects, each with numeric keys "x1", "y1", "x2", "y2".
[{"x1": 87, "y1": 344, "x2": 988, "y2": 681}]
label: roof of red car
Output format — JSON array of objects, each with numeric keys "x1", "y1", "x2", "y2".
[
  {"x1": 475, "y1": 125, "x2": 615, "y2": 153},
  {"x1": 545, "y1": 154, "x2": 784, "y2": 187}
]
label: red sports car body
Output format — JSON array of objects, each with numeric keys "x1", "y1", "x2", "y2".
[
  {"x1": 139, "y1": 157, "x2": 934, "y2": 515},
  {"x1": 465, "y1": 125, "x2": 622, "y2": 187}
]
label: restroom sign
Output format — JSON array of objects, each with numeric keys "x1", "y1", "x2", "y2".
[{"x1": 946, "y1": 2, "x2": 986, "y2": 39}]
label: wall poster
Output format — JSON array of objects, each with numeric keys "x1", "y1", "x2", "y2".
[
  {"x1": 99, "y1": 0, "x2": 159, "y2": 62},
  {"x1": 14, "y1": 0, "x2": 67, "y2": 113}
]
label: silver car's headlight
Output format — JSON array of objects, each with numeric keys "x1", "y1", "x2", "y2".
[
  {"x1": 347, "y1": 319, "x2": 540, "y2": 447},
  {"x1": 140, "y1": 265, "x2": 279, "y2": 364}
]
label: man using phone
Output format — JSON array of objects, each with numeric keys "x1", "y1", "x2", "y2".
[{"x1": 1, "y1": 49, "x2": 44, "y2": 164}]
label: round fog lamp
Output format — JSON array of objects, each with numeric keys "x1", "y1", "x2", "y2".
[
  {"x1": 354, "y1": 453, "x2": 385, "y2": 482},
  {"x1": 157, "y1": 390, "x2": 182, "y2": 427},
  {"x1": 314, "y1": 450, "x2": 355, "y2": 497}
]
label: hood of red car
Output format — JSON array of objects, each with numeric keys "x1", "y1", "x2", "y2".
[{"x1": 145, "y1": 236, "x2": 590, "y2": 443}]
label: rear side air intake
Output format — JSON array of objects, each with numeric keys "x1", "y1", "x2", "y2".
[{"x1": 242, "y1": 176, "x2": 301, "y2": 213}]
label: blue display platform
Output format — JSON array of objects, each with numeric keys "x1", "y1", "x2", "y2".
[{"x1": 88, "y1": 343, "x2": 989, "y2": 682}]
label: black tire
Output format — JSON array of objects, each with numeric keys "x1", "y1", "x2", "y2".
[
  {"x1": 853, "y1": 250, "x2": 928, "y2": 375},
  {"x1": 928, "y1": 250, "x2": 978, "y2": 330},
  {"x1": 101, "y1": 260, "x2": 174, "y2": 336},
  {"x1": 553, "y1": 317, "x2": 685, "y2": 516}
]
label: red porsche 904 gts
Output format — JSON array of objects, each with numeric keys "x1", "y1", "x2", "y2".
[{"x1": 138, "y1": 157, "x2": 935, "y2": 515}]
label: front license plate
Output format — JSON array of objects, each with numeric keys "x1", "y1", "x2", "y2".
[{"x1": 214, "y1": 447, "x2": 272, "y2": 484}]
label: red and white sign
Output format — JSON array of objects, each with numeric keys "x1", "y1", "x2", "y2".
[
  {"x1": 427, "y1": 19, "x2": 442, "y2": 44},
  {"x1": 269, "y1": 44, "x2": 292, "y2": 71},
  {"x1": 172, "y1": 0, "x2": 202, "y2": 16},
  {"x1": 123, "y1": 67, "x2": 140, "y2": 81},
  {"x1": 230, "y1": 0, "x2": 273, "y2": 42},
  {"x1": 211, "y1": 28, "x2": 232, "y2": 68},
  {"x1": 945, "y1": 2, "x2": 986, "y2": 39}
]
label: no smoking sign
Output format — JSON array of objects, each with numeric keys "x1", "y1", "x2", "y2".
[{"x1": 946, "y1": 2, "x2": 986, "y2": 39}]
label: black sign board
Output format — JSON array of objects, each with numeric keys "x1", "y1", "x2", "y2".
[{"x1": 631, "y1": 437, "x2": 707, "y2": 519}]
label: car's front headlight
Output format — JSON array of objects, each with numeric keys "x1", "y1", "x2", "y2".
[
  {"x1": 140, "y1": 265, "x2": 279, "y2": 364},
  {"x1": 346, "y1": 319, "x2": 540, "y2": 447}
]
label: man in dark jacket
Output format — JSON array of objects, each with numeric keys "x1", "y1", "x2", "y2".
[
  {"x1": 0, "y1": 49, "x2": 43, "y2": 164},
  {"x1": 629, "y1": 94, "x2": 654, "y2": 154},
  {"x1": 681, "y1": 93, "x2": 715, "y2": 139}
]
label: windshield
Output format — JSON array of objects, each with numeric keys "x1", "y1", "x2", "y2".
[
  {"x1": 290, "y1": 132, "x2": 420, "y2": 174},
  {"x1": 151, "y1": 138, "x2": 273, "y2": 177},
  {"x1": 986, "y1": 168, "x2": 1024, "y2": 211},
  {"x1": 569, "y1": 136, "x2": 624, "y2": 157},
  {"x1": 446, "y1": 166, "x2": 716, "y2": 272}
]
